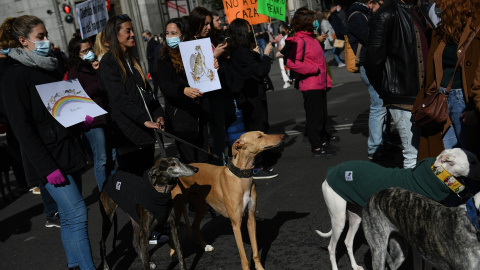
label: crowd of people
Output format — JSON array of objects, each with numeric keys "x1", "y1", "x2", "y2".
[{"x1": 0, "y1": 0, "x2": 479, "y2": 268}]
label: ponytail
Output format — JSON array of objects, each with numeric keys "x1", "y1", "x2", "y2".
[{"x1": 0, "y1": 15, "x2": 44, "y2": 50}]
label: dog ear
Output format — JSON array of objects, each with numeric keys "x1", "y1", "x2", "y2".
[{"x1": 232, "y1": 139, "x2": 245, "y2": 158}]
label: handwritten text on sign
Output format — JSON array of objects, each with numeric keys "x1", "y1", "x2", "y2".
[
  {"x1": 76, "y1": 0, "x2": 109, "y2": 39},
  {"x1": 257, "y1": 0, "x2": 286, "y2": 21},
  {"x1": 223, "y1": 0, "x2": 269, "y2": 25}
]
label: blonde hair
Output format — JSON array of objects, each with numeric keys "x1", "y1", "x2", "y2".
[
  {"x1": 94, "y1": 31, "x2": 109, "y2": 61},
  {"x1": 0, "y1": 16, "x2": 43, "y2": 49}
]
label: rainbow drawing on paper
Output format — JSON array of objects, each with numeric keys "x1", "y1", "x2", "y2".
[{"x1": 51, "y1": 95, "x2": 95, "y2": 117}]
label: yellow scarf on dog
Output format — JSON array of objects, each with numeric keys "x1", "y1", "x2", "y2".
[{"x1": 431, "y1": 164, "x2": 465, "y2": 194}]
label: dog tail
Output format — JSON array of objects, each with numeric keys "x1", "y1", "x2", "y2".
[{"x1": 315, "y1": 229, "x2": 332, "y2": 238}]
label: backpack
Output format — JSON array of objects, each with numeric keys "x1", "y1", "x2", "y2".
[{"x1": 344, "y1": 11, "x2": 368, "y2": 73}]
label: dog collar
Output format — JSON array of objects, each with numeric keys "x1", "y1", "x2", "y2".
[
  {"x1": 431, "y1": 164, "x2": 465, "y2": 194},
  {"x1": 154, "y1": 184, "x2": 175, "y2": 193},
  {"x1": 465, "y1": 197, "x2": 480, "y2": 241},
  {"x1": 228, "y1": 160, "x2": 253, "y2": 178}
]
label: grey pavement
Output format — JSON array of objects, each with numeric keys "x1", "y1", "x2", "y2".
[{"x1": 0, "y1": 52, "x2": 412, "y2": 270}]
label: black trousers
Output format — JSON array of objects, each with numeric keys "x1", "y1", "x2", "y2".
[
  {"x1": 117, "y1": 145, "x2": 155, "y2": 177},
  {"x1": 302, "y1": 90, "x2": 328, "y2": 150},
  {"x1": 208, "y1": 95, "x2": 236, "y2": 166},
  {"x1": 173, "y1": 126, "x2": 209, "y2": 164}
]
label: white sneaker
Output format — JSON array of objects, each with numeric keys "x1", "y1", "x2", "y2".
[
  {"x1": 283, "y1": 82, "x2": 291, "y2": 89},
  {"x1": 338, "y1": 63, "x2": 345, "y2": 67}
]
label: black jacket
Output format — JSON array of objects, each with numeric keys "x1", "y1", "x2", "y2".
[
  {"x1": 0, "y1": 57, "x2": 87, "y2": 187},
  {"x1": 329, "y1": 13, "x2": 346, "y2": 40},
  {"x1": 98, "y1": 51, "x2": 164, "y2": 148},
  {"x1": 365, "y1": 0, "x2": 422, "y2": 105},
  {"x1": 346, "y1": 3, "x2": 372, "y2": 66},
  {"x1": 156, "y1": 52, "x2": 204, "y2": 133},
  {"x1": 146, "y1": 38, "x2": 159, "y2": 73}
]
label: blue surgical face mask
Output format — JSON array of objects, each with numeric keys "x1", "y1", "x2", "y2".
[
  {"x1": 28, "y1": 39, "x2": 51, "y2": 57},
  {"x1": 166, "y1": 36, "x2": 181, "y2": 49},
  {"x1": 82, "y1": 51, "x2": 96, "y2": 62},
  {"x1": 142, "y1": 36, "x2": 148, "y2": 42},
  {"x1": 0, "y1": 48, "x2": 10, "y2": 55},
  {"x1": 313, "y1": 20, "x2": 320, "y2": 31}
]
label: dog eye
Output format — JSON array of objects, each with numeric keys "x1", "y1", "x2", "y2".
[{"x1": 258, "y1": 135, "x2": 262, "y2": 138}]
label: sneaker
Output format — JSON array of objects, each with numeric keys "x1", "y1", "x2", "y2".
[
  {"x1": 45, "y1": 213, "x2": 60, "y2": 228},
  {"x1": 252, "y1": 168, "x2": 278, "y2": 179},
  {"x1": 29, "y1": 186, "x2": 41, "y2": 195},
  {"x1": 283, "y1": 82, "x2": 291, "y2": 89},
  {"x1": 312, "y1": 146, "x2": 336, "y2": 157},
  {"x1": 149, "y1": 231, "x2": 169, "y2": 245},
  {"x1": 328, "y1": 135, "x2": 341, "y2": 143},
  {"x1": 338, "y1": 63, "x2": 345, "y2": 67}
]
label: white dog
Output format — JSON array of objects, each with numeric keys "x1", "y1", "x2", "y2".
[{"x1": 316, "y1": 148, "x2": 480, "y2": 270}]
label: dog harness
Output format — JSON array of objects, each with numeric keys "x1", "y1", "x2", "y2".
[
  {"x1": 465, "y1": 197, "x2": 480, "y2": 241},
  {"x1": 228, "y1": 160, "x2": 253, "y2": 178},
  {"x1": 103, "y1": 170, "x2": 172, "y2": 225},
  {"x1": 326, "y1": 158, "x2": 451, "y2": 208},
  {"x1": 431, "y1": 164, "x2": 465, "y2": 194}
]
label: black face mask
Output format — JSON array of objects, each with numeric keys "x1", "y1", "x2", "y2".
[{"x1": 281, "y1": 31, "x2": 286, "y2": 36}]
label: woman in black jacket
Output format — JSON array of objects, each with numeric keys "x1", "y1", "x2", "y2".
[
  {"x1": 98, "y1": 14, "x2": 165, "y2": 176},
  {"x1": 157, "y1": 18, "x2": 209, "y2": 163},
  {"x1": 67, "y1": 34, "x2": 116, "y2": 191},
  {"x1": 0, "y1": 15, "x2": 94, "y2": 270},
  {"x1": 225, "y1": 18, "x2": 277, "y2": 179}
]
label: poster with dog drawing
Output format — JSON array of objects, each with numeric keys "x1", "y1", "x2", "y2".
[
  {"x1": 179, "y1": 38, "x2": 221, "y2": 93},
  {"x1": 35, "y1": 79, "x2": 107, "y2": 127}
]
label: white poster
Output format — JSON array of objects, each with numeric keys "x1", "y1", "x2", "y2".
[
  {"x1": 76, "y1": 0, "x2": 109, "y2": 39},
  {"x1": 179, "y1": 38, "x2": 221, "y2": 93},
  {"x1": 36, "y1": 79, "x2": 108, "y2": 127}
]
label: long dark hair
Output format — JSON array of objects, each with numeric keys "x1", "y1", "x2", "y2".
[
  {"x1": 104, "y1": 14, "x2": 145, "y2": 84},
  {"x1": 67, "y1": 34, "x2": 91, "y2": 70},
  {"x1": 160, "y1": 18, "x2": 188, "y2": 73},
  {"x1": 226, "y1": 18, "x2": 255, "y2": 51},
  {"x1": 188, "y1": 7, "x2": 211, "y2": 37}
]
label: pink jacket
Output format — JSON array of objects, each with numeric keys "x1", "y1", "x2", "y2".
[{"x1": 286, "y1": 31, "x2": 332, "y2": 91}]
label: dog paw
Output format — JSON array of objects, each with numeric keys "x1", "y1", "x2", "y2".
[
  {"x1": 204, "y1": 245, "x2": 214, "y2": 252},
  {"x1": 149, "y1": 262, "x2": 156, "y2": 269}
]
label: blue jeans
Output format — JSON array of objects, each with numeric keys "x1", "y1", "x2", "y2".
[
  {"x1": 360, "y1": 66, "x2": 387, "y2": 155},
  {"x1": 44, "y1": 173, "x2": 95, "y2": 270},
  {"x1": 389, "y1": 108, "x2": 419, "y2": 169},
  {"x1": 324, "y1": 48, "x2": 343, "y2": 65},
  {"x1": 83, "y1": 127, "x2": 116, "y2": 191},
  {"x1": 439, "y1": 87, "x2": 469, "y2": 149},
  {"x1": 256, "y1": 38, "x2": 266, "y2": 59}
]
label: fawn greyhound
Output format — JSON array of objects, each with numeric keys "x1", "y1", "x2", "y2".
[{"x1": 171, "y1": 131, "x2": 285, "y2": 270}]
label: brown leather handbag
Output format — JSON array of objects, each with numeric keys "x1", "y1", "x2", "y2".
[{"x1": 414, "y1": 24, "x2": 480, "y2": 127}]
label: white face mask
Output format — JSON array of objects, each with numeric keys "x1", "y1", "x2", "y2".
[{"x1": 336, "y1": 7, "x2": 340, "y2": 12}]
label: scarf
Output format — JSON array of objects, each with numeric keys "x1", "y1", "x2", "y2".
[{"x1": 8, "y1": 47, "x2": 58, "y2": 71}]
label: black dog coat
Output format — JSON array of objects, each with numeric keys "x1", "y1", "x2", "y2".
[{"x1": 103, "y1": 170, "x2": 172, "y2": 224}]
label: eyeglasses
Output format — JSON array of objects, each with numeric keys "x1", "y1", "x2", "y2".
[{"x1": 79, "y1": 47, "x2": 93, "y2": 54}]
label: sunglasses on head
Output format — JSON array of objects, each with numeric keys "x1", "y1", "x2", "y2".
[{"x1": 117, "y1": 14, "x2": 131, "y2": 21}]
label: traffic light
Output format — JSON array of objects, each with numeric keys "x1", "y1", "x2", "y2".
[{"x1": 63, "y1": 4, "x2": 74, "y2": 23}]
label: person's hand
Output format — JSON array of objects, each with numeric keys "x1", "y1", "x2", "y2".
[
  {"x1": 275, "y1": 51, "x2": 284, "y2": 58},
  {"x1": 184, "y1": 87, "x2": 202, "y2": 99},
  {"x1": 156, "y1": 116, "x2": 165, "y2": 130},
  {"x1": 92, "y1": 60, "x2": 100, "y2": 70},
  {"x1": 213, "y1": 42, "x2": 228, "y2": 58},
  {"x1": 317, "y1": 33, "x2": 328, "y2": 43},
  {"x1": 264, "y1": 42, "x2": 273, "y2": 55},
  {"x1": 47, "y1": 169, "x2": 65, "y2": 185},
  {"x1": 253, "y1": 46, "x2": 260, "y2": 54},
  {"x1": 461, "y1": 111, "x2": 479, "y2": 126},
  {"x1": 213, "y1": 58, "x2": 219, "y2": 69},
  {"x1": 144, "y1": 120, "x2": 160, "y2": 129},
  {"x1": 82, "y1": 115, "x2": 94, "y2": 130}
]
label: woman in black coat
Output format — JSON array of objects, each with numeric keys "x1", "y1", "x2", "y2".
[
  {"x1": 98, "y1": 14, "x2": 165, "y2": 176},
  {"x1": 0, "y1": 15, "x2": 94, "y2": 269},
  {"x1": 157, "y1": 18, "x2": 209, "y2": 163}
]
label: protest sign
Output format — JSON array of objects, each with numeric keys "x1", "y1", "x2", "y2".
[
  {"x1": 76, "y1": 0, "x2": 108, "y2": 39},
  {"x1": 36, "y1": 79, "x2": 107, "y2": 127},
  {"x1": 179, "y1": 38, "x2": 221, "y2": 93},
  {"x1": 257, "y1": 0, "x2": 286, "y2": 21},
  {"x1": 223, "y1": 0, "x2": 269, "y2": 25}
]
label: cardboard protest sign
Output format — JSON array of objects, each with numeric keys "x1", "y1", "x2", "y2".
[
  {"x1": 257, "y1": 0, "x2": 286, "y2": 21},
  {"x1": 76, "y1": 0, "x2": 109, "y2": 39},
  {"x1": 223, "y1": 0, "x2": 269, "y2": 25},
  {"x1": 179, "y1": 38, "x2": 221, "y2": 93},
  {"x1": 36, "y1": 79, "x2": 107, "y2": 127}
]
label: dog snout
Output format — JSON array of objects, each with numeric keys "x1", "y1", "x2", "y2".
[
  {"x1": 280, "y1": 134, "x2": 286, "y2": 140},
  {"x1": 188, "y1": 165, "x2": 199, "y2": 173}
]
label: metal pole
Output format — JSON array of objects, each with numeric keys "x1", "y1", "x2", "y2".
[{"x1": 51, "y1": 0, "x2": 68, "y2": 54}]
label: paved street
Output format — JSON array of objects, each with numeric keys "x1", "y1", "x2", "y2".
[{"x1": 0, "y1": 53, "x2": 410, "y2": 270}]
